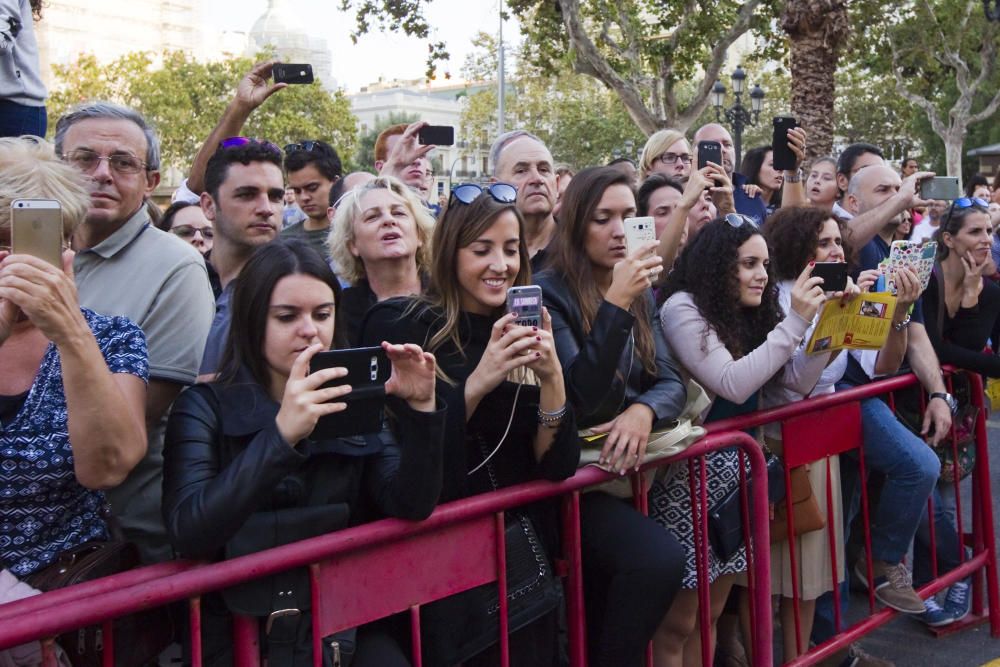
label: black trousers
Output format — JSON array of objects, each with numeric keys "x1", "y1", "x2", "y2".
[{"x1": 580, "y1": 491, "x2": 685, "y2": 667}]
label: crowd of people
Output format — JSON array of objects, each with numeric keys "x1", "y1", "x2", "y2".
[{"x1": 1, "y1": 57, "x2": 999, "y2": 667}]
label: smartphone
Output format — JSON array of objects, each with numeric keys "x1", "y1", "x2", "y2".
[
  {"x1": 437, "y1": 182, "x2": 445, "y2": 197},
  {"x1": 507, "y1": 285, "x2": 543, "y2": 328},
  {"x1": 273, "y1": 63, "x2": 314, "y2": 85},
  {"x1": 624, "y1": 216, "x2": 656, "y2": 256},
  {"x1": 811, "y1": 262, "x2": 848, "y2": 292},
  {"x1": 309, "y1": 346, "x2": 391, "y2": 438},
  {"x1": 697, "y1": 140, "x2": 722, "y2": 171},
  {"x1": 920, "y1": 176, "x2": 961, "y2": 201},
  {"x1": 10, "y1": 199, "x2": 62, "y2": 268},
  {"x1": 771, "y1": 116, "x2": 799, "y2": 171},
  {"x1": 417, "y1": 125, "x2": 455, "y2": 146}
]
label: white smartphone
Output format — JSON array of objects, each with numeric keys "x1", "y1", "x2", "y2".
[
  {"x1": 624, "y1": 216, "x2": 656, "y2": 257},
  {"x1": 10, "y1": 199, "x2": 63, "y2": 268}
]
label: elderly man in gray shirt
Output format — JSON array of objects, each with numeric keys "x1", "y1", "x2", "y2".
[{"x1": 55, "y1": 102, "x2": 214, "y2": 563}]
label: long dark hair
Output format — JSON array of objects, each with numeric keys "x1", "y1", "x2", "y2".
[
  {"x1": 662, "y1": 218, "x2": 782, "y2": 358},
  {"x1": 218, "y1": 239, "x2": 344, "y2": 389},
  {"x1": 420, "y1": 191, "x2": 531, "y2": 355},
  {"x1": 741, "y1": 145, "x2": 782, "y2": 207},
  {"x1": 547, "y1": 166, "x2": 656, "y2": 374}
]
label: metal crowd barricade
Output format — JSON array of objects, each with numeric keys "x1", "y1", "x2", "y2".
[
  {"x1": 705, "y1": 367, "x2": 1000, "y2": 666},
  {"x1": 2, "y1": 368, "x2": 995, "y2": 666},
  {"x1": 0, "y1": 430, "x2": 772, "y2": 667}
]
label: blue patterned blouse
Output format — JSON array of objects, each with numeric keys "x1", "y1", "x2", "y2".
[{"x1": 0, "y1": 308, "x2": 148, "y2": 576}]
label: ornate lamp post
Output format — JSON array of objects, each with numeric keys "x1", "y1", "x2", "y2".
[
  {"x1": 710, "y1": 66, "x2": 765, "y2": 169},
  {"x1": 986, "y1": 0, "x2": 1000, "y2": 20}
]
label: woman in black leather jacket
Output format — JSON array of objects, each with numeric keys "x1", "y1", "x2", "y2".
[
  {"x1": 536, "y1": 166, "x2": 686, "y2": 667},
  {"x1": 162, "y1": 239, "x2": 446, "y2": 667},
  {"x1": 360, "y1": 186, "x2": 579, "y2": 666}
]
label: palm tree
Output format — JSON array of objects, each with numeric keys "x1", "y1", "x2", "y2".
[{"x1": 781, "y1": 0, "x2": 850, "y2": 161}]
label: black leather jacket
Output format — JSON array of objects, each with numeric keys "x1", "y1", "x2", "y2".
[
  {"x1": 535, "y1": 271, "x2": 686, "y2": 428},
  {"x1": 162, "y1": 368, "x2": 446, "y2": 560}
]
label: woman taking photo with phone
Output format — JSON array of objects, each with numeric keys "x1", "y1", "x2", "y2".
[
  {"x1": 651, "y1": 215, "x2": 829, "y2": 666},
  {"x1": 536, "y1": 166, "x2": 686, "y2": 667},
  {"x1": 163, "y1": 238, "x2": 445, "y2": 667},
  {"x1": 360, "y1": 183, "x2": 578, "y2": 666}
]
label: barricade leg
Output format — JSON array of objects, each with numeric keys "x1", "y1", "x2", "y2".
[
  {"x1": 561, "y1": 491, "x2": 586, "y2": 667},
  {"x1": 189, "y1": 597, "x2": 202, "y2": 667}
]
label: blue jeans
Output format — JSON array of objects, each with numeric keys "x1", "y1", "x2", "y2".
[
  {"x1": 0, "y1": 100, "x2": 46, "y2": 138},
  {"x1": 812, "y1": 396, "x2": 941, "y2": 643},
  {"x1": 913, "y1": 483, "x2": 965, "y2": 586}
]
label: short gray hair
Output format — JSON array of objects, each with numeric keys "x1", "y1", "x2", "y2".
[
  {"x1": 489, "y1": 130, "x2": 545, "y2": 177},
  {"x1": 54, "y1": 101, "x2": 161, "y2": 171}
]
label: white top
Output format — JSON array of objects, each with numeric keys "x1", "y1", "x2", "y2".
[{"x1": 909, "y1": 218, "x2": 939, "y2": 243}]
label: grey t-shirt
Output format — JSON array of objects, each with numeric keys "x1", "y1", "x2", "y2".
[
  {"x1": 74, "y1": 208, "x2": 215, "y2": 562},
  {"x1": 280, "y1": 220, "x2": 330, "y2": 261}
]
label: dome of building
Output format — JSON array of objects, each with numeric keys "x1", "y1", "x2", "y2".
[{"x1": 248, "y1": 0, "x2": 336, "y2": 90}]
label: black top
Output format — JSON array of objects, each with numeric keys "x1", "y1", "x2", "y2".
[
  {"x1": 360, "y1": 298, "x2": 579, "y2": 502},
  {"x1": 534, "y1": 271, "x2": 687, "y2": 428},
  {"x1": 339, "y1": 280, "x2": 378, "y2": 347},
  {"x1": 921, "y1": 271, "x2": 1000, "y2": 377},
  {"x1": 0, "y1": 391, "x2": 27, "y2": 428}
]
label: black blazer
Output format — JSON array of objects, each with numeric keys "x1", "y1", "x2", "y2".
[
  {"x1": 162, "y1": 368, "x2": 446, "y2": 560},
  {"x1": 535, "y1": 271, "x2": 687, "y2": 428}
]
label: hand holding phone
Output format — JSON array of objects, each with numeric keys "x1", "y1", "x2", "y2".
[
  {"x1": 303, "y1": 345, "x2": 392, "y2": 440},
  {"x1": 811, "y1": 262, "x2": 848, "y2": 293}
]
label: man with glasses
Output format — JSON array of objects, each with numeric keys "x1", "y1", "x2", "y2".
[
  {"x1": 54, "y1": 101, "x2": 214, "y2": 564},
  {"x1": 281, "y1": 139, "x2": 343, "y2": 260}
]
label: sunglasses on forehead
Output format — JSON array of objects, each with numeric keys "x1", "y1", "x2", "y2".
[
  {"x1": 449, "y1": 183, "x2": 518, "y2": 206},
  {"x1": 945, "y1": 196, "x2": 990, "y2": 223},
  {"x1": 284, "y1": 141, "x2": 324, "y2": 155},
  {"x1": 724, "y1": 213, "x2": 759, "y2": 229},
  {"x1": 219, "y1": 136, "x2": 282, "y2": 155}
]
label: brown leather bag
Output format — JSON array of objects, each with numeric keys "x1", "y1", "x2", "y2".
[
  {"x1": 26, "y1": 542, "x2": 173, "y2": 667},
  {"x1": 769, "y1": 464, "x2": 825, "y2": 542}
]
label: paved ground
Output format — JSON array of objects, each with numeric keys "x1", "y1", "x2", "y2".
[{"x1": 790, "y1": 417, "x2": 1000, "y2": 666}]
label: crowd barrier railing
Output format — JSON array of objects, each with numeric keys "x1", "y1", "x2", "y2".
[{"x1": 0, "y1": 367, "x2": 996, "y2": 666}]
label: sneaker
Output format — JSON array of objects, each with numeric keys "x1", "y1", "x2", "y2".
[
  {"x1": 855, "y1": 558, "x2": 925, "y2": 614},
  {"x1": 943, "y1": 579, "x2": 972, "y2": 622},
  {"x1": 917, "y1": 596, "x2": 954, "y2": 627}
]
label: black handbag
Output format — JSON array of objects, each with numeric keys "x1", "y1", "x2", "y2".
[
  {"x1": 223, "y1": 504, "x2": 356, "y2": 667},
  {"x1": 707, "y1": 448, "x2": 783, "y2": 561}
]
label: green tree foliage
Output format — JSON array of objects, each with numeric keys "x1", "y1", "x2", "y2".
[{"x1": 48, "y1": 51, "x2": 358, "y2": 173}]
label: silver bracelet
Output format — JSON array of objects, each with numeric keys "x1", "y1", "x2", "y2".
[{"x1": 537, "y1": 404, "x2": 567, "y2": 426}]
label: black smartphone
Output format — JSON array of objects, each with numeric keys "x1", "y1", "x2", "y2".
[
  {"x1": 771, "y1": 116, "x2": 799, "y2": 171},
  {"x1": 697, "y1": 140, "x2": 722, "y2": 171},
  {"x1": 920, "y1": 176, "x2": 961, "y2": 201},
  {"x1": 309, "y1": 346, "x2": 391, "y2": 438},
  {"x1": 811, "y1": 262, "x2": 848, "y2": 292},
  {"x1": 273, "y1": 63, "x2": 314, "y2": 85},
  {"x1": 418, "y1": 125, "x2": 455, "y2": 146}
]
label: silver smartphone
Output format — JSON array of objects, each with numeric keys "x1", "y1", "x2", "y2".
[
  {"x1": 10, "y1": 199, "x2": 63, "y2": 267},
  {"x1": 507, "y1": 285, "x2": 543, "y2": 328}
]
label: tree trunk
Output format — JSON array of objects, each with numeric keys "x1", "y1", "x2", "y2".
[
  {"x1": 781, "y1": 0, "x2": 849, "y2": 161},
  {"x1": 944, "y1": 129, "x2": 965, "y2": 185}
]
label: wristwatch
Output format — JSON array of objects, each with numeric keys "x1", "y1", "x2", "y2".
[
  {"x1": 929, "y1": 391, "x2": 959, "y2": 414},
  {"x1": 784, "y1": 169, "x2": 803, "y2": 183}
]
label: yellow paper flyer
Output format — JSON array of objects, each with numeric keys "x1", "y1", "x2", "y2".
[{"x1": 805, "y1": 292, "x2": 897, "y2": 355}]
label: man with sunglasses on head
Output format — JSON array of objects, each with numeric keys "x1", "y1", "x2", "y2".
[
  {"x1": 281, "y1": 139, "x2": 343, "y2": 259},
  {"x1": 54, "y1": 101, "x2": 215, "y2": 565}
]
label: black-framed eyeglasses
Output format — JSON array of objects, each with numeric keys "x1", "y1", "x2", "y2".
[
  {"x1": 284, "y1": 140, "x2": 322, "y2": 155},
  {"x1": 171, "y1": 225, "x2": 214, "y2": 239},
  {"x1": 63, "y1": 148, "x2": 148, "y2": 175},
  {"x1": 219, "y1": 136, "x2": 282, "y2": 156},
  {"x1": 656, "y1": 152, "x2": 693, "y2": 166},
  {"x1": 449, "y1": 183, "x2": 518, "y2": 206},
  {"x1": 725, "y1": 213, "x2": 759, "y2": 229}
]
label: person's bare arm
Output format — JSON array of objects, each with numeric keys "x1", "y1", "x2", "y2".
[
  {"x1": 186, "y1": 61, "x2": 287, "y2": 195},
  {"x1": 379, "y1": 121, "x2": 435, "y2": 182},
  {"x1": 657, "y1": 167, "x2": 713, "y2": 270},
  {"x1": 146, "y1": 379, "x2": 184, "y2": 427},
  {"x1": 780, "y1": 126, "x2": 808, "y2": 207},
  {"x1": 845, "y1": 171, "x2": 933, "y2": 251}
]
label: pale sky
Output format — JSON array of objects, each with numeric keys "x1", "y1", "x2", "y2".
[{"x1": 204, "y1": 0, "x2": 518, "y2": 92}]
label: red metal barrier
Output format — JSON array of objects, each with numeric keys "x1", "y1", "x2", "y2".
[{"x1": 1, "y1": 367, "x2": 996, "y2": 666}]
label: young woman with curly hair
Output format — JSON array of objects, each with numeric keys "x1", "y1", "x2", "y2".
[{"x1": 650, "y1": 215, "x2": 829, "y2": 666}]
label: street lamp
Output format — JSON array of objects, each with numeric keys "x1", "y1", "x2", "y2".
[
  {"x1": 710, "y1": 65, "x2": 766, "y2": 169},
  {"x1": 986, "y1": 0, "x2": 1000, "y2": 21}
]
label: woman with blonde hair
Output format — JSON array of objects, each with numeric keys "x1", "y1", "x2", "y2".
[
  {"x1": 328, "y1": 175, "x2": 435, "y2": 343},
  {"x1": 639, "y1": 129, "x2": 693, "y2": 182}
]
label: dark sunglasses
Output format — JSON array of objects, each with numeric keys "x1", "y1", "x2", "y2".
[
  {"x1": 449, "y1": 183, "x2": 518, "y2": 206},
  {"x1": 219, "y1": 136, "x2": 282, "y2": 155},
  {"x1": 284, "y1": 140, "x2": 323, "y2": 155},
  {"x1": 724, "y1": 212, "x2": 759, "y2": 229}
]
